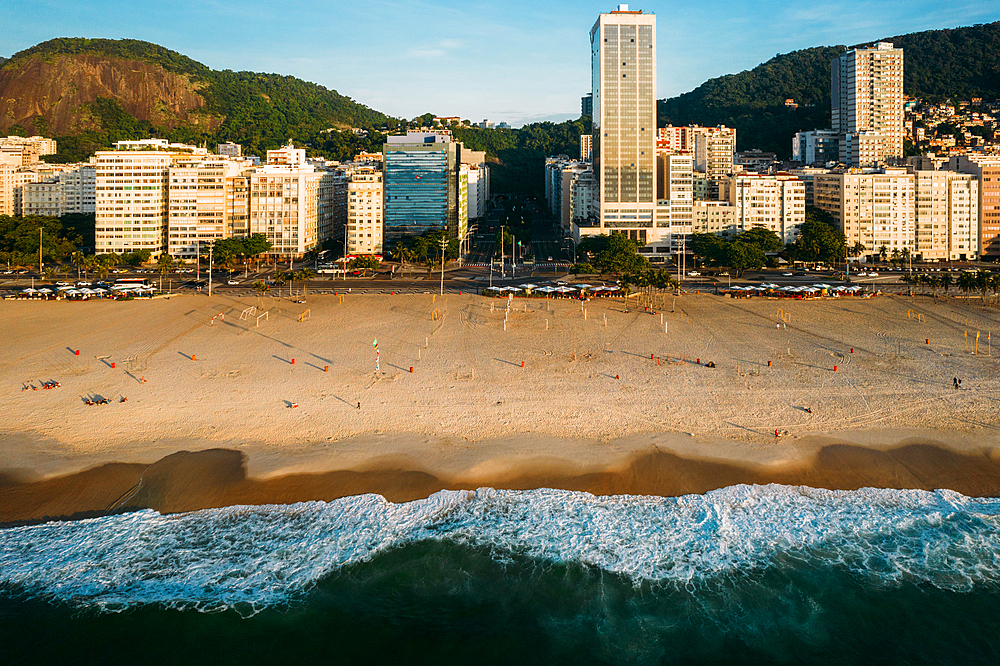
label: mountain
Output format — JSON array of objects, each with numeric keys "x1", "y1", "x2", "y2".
[
  {"x1": 657, "y1": 22, "x2": 1000, "y2": 158},
  {"x1": 0, "y1": 38, "x2": 392, "y2": 159}
]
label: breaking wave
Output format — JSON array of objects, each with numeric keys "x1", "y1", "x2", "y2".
[{"x1": 2, "y1": 484, "x2": 1000, "y2": 614}]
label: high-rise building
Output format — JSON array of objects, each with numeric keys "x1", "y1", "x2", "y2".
[
  {"x1": 217, "y1": 142, "x2": 242, "y2": 158},
  {"x1": 948, "y1": 154, "x2": 1000, "y2": 259},
  {"x1": 690, "y1": 126, "x2": 736, "y2": 199},
  {"x1": 911, "y1": 169, "x2": 978, "y2": 261},
  {"x1": 0, "y1": 135, "x2": 57, "y2": 166},
  {"x1": 719, "y1": 173, "x2": 806, "y2": 243},
  {"x1": 581, "y1": 93, "x2": 593, "y2": 117},
  {"x1": 167, "y1": 156, "x2": 249, "y2": 260},
  {"x1": 655, "y1": 151, "x2": 693, "y2": 255},
  {"x1": 580, "y1": 134, "x2": 593, "y2": 162},
  {"x1": 656, "y1": 126, "x2": 691, "y2": 153},
  {"x1": 590, "y1": 4, "x2": 657, "y2": 243},
  {"x1": 94, "y1": 140, "x2": 207, "y2": 256},
  {"x1": 814, "y1": 169, "x2": 914, "y2": 259},
  {"x1": 832, "y1": 42, "x2": 904, "y2": 167},
  {"x1": 21, "y1": 165, "x2": 96, "y2": 217},
  {"x1": 382, "y1": 132, "x2": 465, "y2": 246},
  {"x1": 792, "y1": 130, "x2": 840, "y2": 165},
  {"x1": 346, "y1": 166, "x2": 383, "y2": 256}
]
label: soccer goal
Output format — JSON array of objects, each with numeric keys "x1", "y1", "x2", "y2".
[
  {"x1": 298, "y1": 309, "x2": 311, "y2": 322},
  {"x1": 256, "y1": 311, "x2": 269, "y2": 327},
  {"x1": 240, "y1": 306, "x2": 257, "y2": 321}
]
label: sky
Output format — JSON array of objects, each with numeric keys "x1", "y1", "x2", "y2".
[{"x1": 2, "y1": 0, "x2": 999, "y2": 127}]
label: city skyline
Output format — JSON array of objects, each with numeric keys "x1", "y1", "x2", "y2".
[{"x1": 2, "y1": 1, "x2": 999, "y2": 127}]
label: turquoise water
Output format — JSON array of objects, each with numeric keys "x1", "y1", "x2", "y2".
[{"x1": 3, "y1": 485, "x2": 1000, "y2": 664}]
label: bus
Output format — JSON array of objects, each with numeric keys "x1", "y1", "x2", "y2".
[{"x1": 115, "y1": 277, "x2": 152, "y2": 287}]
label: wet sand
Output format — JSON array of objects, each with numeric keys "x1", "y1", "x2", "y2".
[{"x1": 4, "y1": 433, "x2": 1000, "y2": 525}]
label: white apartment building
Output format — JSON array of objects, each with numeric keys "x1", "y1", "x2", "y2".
[
  {"x1": 912, "y1": 169, "x2": 978, "y2": 261},
  {"x1": 719, "y1": 173, "x2": 806, "y2": 243},
  {"x1": 465, "y1": 164, "x2": 489, "y2": 220},
  {"x1": 248, "y1": 150, "x2": 334, "y2": 259},
  {"x1": 0, "y1": 136, "x2": 57, "y2": 166},
  {"x1": 590, "y1": 5, "x2": 657, "y2": 243},
  {"x1": 346, "y1": 167, "x2": 383, "y2": 256},
  {"x1": 654, "y1": 151, "x2": 693, "y2": 255},
  {"x1": 95, "y1": 140, "x2": 209, "y2": 256},
  {"x1": 948, "y1": 154, "x2": 1000, "y2": 260},
  {"x1": 21, "y1": 166, "x2": 96, "y2": 217},
  {"x1": 691, "y1": 126, "x2": 736, "y2": 199},
  {"x1": 832, "y1": 42, "x2": 904, "y2": 166},
  {"x1": 815, "y1": 169, "x2": 915, "y2": 258},
  {"x1": 217, "y1": 142, "x2": 242, "y2": 158},
  {"x1": 656, "y1": 126, "x2": 691, "y2": 152},
  {"x1": 692, "y1": 200, "x2": 739, "y2": 236},
  {"x1": 167, "y1": 157, "x2": 250, "y2": 260},
  {"x1": 580, "y1": 134, "x2": 593, "y2": 162}
]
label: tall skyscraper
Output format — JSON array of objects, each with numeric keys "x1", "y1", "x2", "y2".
[
  {"x1": 590, "y1": 4, "x2": 656, "y2": 243},
  {"x1": 832, "y1": 42, "x2": 904, "y2": 167}
]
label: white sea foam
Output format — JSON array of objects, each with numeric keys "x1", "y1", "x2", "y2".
[{"x1": 1, "y1": 485, "x2": 999, "y2": 613}]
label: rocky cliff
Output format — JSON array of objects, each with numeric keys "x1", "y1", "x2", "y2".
[{"x1": 0, "y1": 53, "x2": 216, "y2": 135}]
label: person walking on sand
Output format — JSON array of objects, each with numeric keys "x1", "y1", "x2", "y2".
[
  {"x1": 953, "y1": 377, "x2": 958, "y2": 390},
  {"x1": 357, "y1": 401, "x2": 361, "y2": 410}
]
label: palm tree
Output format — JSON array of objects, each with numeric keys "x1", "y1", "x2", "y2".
[
  {"x1": 273, "y1": 270, "x2": 288, "y2": 298},
  {"x1": 253, "y1": 280, "x2": 270, "y2": 309},
  {"x1": 297, "y1": 268, "x2": 314, "y2": 299},
  {"x1": 928, "y1": 275, "x2": 941, "y2": 298},
  {"x1": 71, "y1": 250, "x2": 86, "y2": 281},
  {"x1": 958, "y1": 271, "x2": 976, "y2": 300},
  {"x1": 157, "y1": 253, "x2": 175, "y2": 292},
  {"x1": 890, "y1": 248, "x2": 901, "y2": 267},
  {"x1": 43, "y1": 266, "x2": 57, "y2": 282},
  {"x1": 975, "y1": 270, "x2": 991, "y2": 306},
  {"x1": 940, "y1": 272, "x2": 953, "y2": 294},
  {"x1": 878, "y1": 244, "x2": 889, "y2": 264}
]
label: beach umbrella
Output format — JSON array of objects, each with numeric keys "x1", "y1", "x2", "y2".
[
  {"x1": 485, "y1": 286, "x2": 502, "y2": 291},
  {"x1": 56, "y1": 285, "x2": 74, "y2": 291},
  {"x1": 38, "y1": 287, "x2": 53, "y2": 293},
  {"x1": 519, "y1": 283, "x2": 539, "y2": 290},
  {"x1": 93, "y1": 287, "x2": 108, "y2": 293},
  {"x1": 22, "y1": 288, "x2": 38, "y2": 293},
  {"x1": 574, "y1": 284, "x2": 593, "y2": 289},
  {"x1": 66, "y1": 289, "x2": 82, "y2": 295}
]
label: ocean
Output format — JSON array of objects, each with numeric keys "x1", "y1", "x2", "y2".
[{"x1": 3, "y1": 484, "x2": 1000, "y2": 665}]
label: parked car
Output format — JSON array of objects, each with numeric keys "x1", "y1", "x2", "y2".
[
  {"x1": 77, "y1": 281, "x2": 92, "y2": 286},
  {"x1": 227, "y1": 280, "x2": 240, "y2": 285},
  {"x1": 782, "y1": 272, "x2": 793, "y2": 276},
  {"x1": 868, "y1": 272, "x2": 879, "y2": 277},
  {"x1": 55, "y1": 281, "x2": 72, "y2": 286},
  {"x1": 687, "y1": 271, "x2": 700, "y2": 276}
]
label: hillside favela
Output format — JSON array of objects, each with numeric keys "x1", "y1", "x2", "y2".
[{"x1": 2, "y1": 3, "x2": 1000, "y2": 663}]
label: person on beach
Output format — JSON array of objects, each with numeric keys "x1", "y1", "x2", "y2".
[
  {"x1": 953, "y1": 377, "x2": 958, "y2": 390},
  {"x1": 357, "y1": 401, "x2": 361, "y2": 410}
]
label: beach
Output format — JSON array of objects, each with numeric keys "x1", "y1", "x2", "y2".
[{"x1": 2, "y1": 289, "x2": 999, "y2": 522}]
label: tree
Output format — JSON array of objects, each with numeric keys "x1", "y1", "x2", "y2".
[
  {"x1": 940, "y1": 272, "x2": 953, "y2": 294},
  {"x1": 735, "y1": 228, "x2": 783, "y2": 254},
  {"x1": 297, "y1": 267, "x2": 314, "y2": 299},
  {"x1": 958, "y1": 271, "x2": 976, "y2": 300},
  {"x1": 253, "y1": 280, "x2": 269, "y2": 309},
  {"x1": 788, "y1": 219, "x2": 846, "y2": 265},
  {"x1": 848, "y1": 242, "x2": 867, "y2": 259},
  {"x1": 723, "y1": 240, "x2": 766, "y2": 277},
  {"x1": 878, "y1": 244, "x2": 889, "y2": 263},
  {"x1": 576, "y1": 233, "x2": 649, "y2": 275},
  {"x1": 348, "y1": 256, "x2": 381, "y2": 272},
  {"x1": 689, "y1": 233, "x2": 728, "y2": 266},
  {"x1": 975, "y1": 270, "x2": 992, "y2": 305},
  {"x1": 273, "y1": 270, "x2": 289, "y2": 298},
  {"x1": 157, "y1": 253, "x2": 175, "y2": 291}
]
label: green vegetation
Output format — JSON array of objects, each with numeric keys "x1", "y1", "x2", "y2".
[
  {"x1": 786, "y1": 208, "x2": 846, "y2": 264},
  {"x1": 347, "y1": 256, "x2": 381, "y2": 271},
  {"x1": 393, "y1": 230, "x2": 460, "y2": 269},
  {"x1": 2, "y1": 38, "x2": 392, "y2": 162},
  {"x1": 658, "y1": 21, "x2": 1000, "y2": 158},
  {"x1": 0, "y1": 214, "x2": 95, "y2": 267},
  {"x1": 576, "y1": 233, "x2": 649, "y2": 275},
  {"x1": 689, "y1": 228, "x2": 782, "y2": 277},
  {"x1": 211, "y1": 234, "x2": 273, "y2": 272}
]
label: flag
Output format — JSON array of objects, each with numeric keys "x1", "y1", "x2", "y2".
[{"x1": 372, "y1": 338, "x2": 378, "y2": 349}]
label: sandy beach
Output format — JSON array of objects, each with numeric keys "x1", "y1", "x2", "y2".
[{"x1": 2, "y1": 288, "x2": 999, "y2": 522}]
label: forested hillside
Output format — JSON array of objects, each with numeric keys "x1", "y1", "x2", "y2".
[
  {"x1": 658, "y1": 21, "x2": 1000, "y2": 158},
  {"x1": 0, "y1": 38, "x2": 392, "y2": 160}
]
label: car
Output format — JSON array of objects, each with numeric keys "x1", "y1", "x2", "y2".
[
  {"x1": 687, "y1": 271, "x2": 700, "y2": 276},
  {"x1": 547, "y1": 256, "x2": 553, "y2": 261},
  {"x1": 782, "y1": 272, "x2": 793, "y2": 276},
  {"x1": 55, "y1": 281, "x2": 72, "y2": 286},
  {"x1": 227, "y1": 280, "x2": 240, "y2": 285},
  {"x1": 719, "y1": 272, "x2": 729, "y2": 276},
  {"x1": 855, "y1": 272, "x2": 867, "y2": 277},
  {"x1": 868, "y1": 272, "x2": 879, "y2": 277}
]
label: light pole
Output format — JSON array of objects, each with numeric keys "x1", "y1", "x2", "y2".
[
  {"x1": 208, "y1": 245, "x2": 213, "y2": 298},
  {"x1": 38, "y1": 227, "x2": 43, "y2": 276},
  {"x1": 439, "y1": 236, "x2": 448, "y2": 296}
]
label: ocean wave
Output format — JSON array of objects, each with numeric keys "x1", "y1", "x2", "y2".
[{"x1": 2, "y1": 484, "x2": 999, "y2": 613}]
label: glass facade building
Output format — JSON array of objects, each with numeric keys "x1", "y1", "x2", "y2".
[{"x1": 383, "y1": 144, "x2": 451, "y2": 244}]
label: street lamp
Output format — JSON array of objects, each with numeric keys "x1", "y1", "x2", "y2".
[{"x1": 439, "y1": 236, "x2": 448, "y2": 296}]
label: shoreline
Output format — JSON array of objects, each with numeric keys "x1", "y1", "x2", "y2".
[
  {"x1": 3, "y1": 427, "x2": 1000, "y2": 525},
  {"x1": 2, "y1": 292, "x2": 998, "y2": 523}
]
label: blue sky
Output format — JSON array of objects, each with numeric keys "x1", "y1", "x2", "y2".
[{"x1": 3, "y1": 0, "x2": 999, "y2": 126}]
